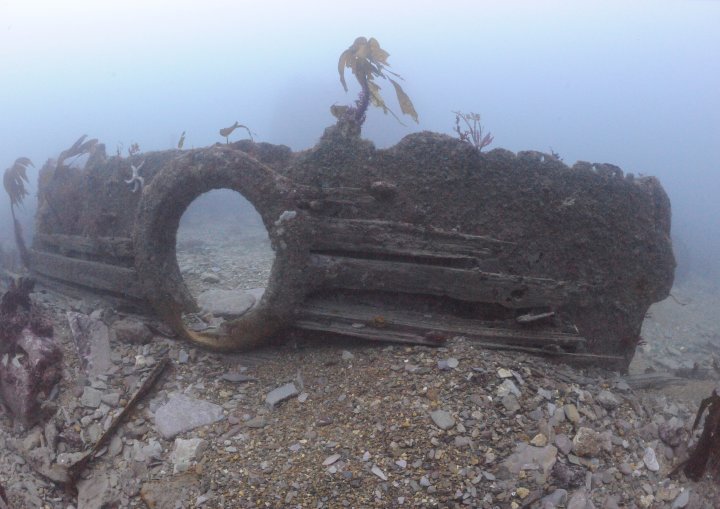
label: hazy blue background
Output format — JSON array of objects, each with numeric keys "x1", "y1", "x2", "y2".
[{"x1": 1, "y1": 0, "x2": 718, "y2": 286}]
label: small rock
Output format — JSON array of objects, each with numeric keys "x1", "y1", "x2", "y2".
[
  {"x1": 154, "y1": 393, "x2": 225, "y2": 439},
  {"x1": 497, "y1": 379, "x2": 521, "y2": 398},
  {"x1": 596, "y1": 390, "x2": 620, "y2": 410},
  {"x1": 497, "y1": 367, "x2": 513, "y2": 378},
  {"x1": 323, "y1": 454, "x2": 341, "y2": 466},
  {"x1": 672, "y1": 489, "x2": 690, "y2": 509},
  {"x1": 564, "y1": 404, "x2": 580, "y2": 424},
  {"x1": 430, "y1": 410, "x2": 455, "y2": 430},
  {"x1": 171, "y1": 438, "x2": 207, "y2": 474},
  {"x1": 371, "y1": 465, "x2": 388, "y2": 481},
  {"x1": 341, "y1": 350, "x2": 354, "y2": 361},
  {"x1": 80, "y1": 387, "x2": 102, "y2": 408},
  {"x1": 643, "y1": 447, "x2": 660, "y2": 472},
  {"x1": 200, "y1": 272, "x2": 221, "y2": 284},
  {"x1": 531, "y1": 433, "x2": 548, "y2": 447},
  {"x1": 111, "y1": 317, "x2": 153, "y2": 345},
  {"x1": 265, "y1": 382, "x2": 299, "y2": 408},
  {"x1": 539, "y1": 488, "x2": 568, "y2": 509},
  {"x1": 221, "y1": 372, "x2": 256, "y2": 384},
  {"x1": 437, "y1": 358, "x2": 459, "y2": 370},
  {"x1": 245, "y1": 416, "x2": 267, "y2": 428},
  {"x1": 555, "y1": 434, "x2": 573, "y2": 455},
  {"x1": 572, "y1": 427, "x2": 602, "y2": 457}
]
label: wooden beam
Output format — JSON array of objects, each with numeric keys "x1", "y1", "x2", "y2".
[
  {"x1": 33, "y1": 233, "x2": 134, "y2": 261},
  {"x1": 29, "y1": 249, "x2": 144, "y2": 299},
  {"x1": 297, "y1": 300, "x2": 586, "y2": 349},
  {"x1": 310, "y1": 218, "x2": 511, "y2": 260},
  {"x1": 308, "y1": 254, "x2": 584, "y2": 308}
]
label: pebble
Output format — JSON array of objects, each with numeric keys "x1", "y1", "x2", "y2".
[
  {"x1": 429, "y1": 410, "x2": 455, "y2": 430},
  {"x1": 265, "y1": 382, "x2": 299, "y2": 408},
  {"x1": 437, "y1": 357, "x2": 458, "y2": 370},
  {"x1": 371, "y1": 465, "x2": 387, "y2": 481},
  {"x1": 643, "y1": 447, "x2": 660, "y2": 472}
]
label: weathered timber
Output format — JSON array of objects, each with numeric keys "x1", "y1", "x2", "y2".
[
  {"x1": 33, "y1": 233, "x2": 133, "y2": 263},
  {"x1": 310, "y1": 218, "x2": 512, "y2": 263},
  {"x1": 297, "y1": 300, "x2": 586, "y2": 350},
  {"x1": 307, "y1": 254, "x2": 587, "y2": 308},
  {"x1": 29, "y1": 250, "x2": 144, "y2": 299},
  {"x1": 295, "y1": 303, "x2": 622, "y2": 365}
]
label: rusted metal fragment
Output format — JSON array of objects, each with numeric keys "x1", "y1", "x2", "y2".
[{"x1": 0, "y1": 278, "x2": 62, "y2": 427}]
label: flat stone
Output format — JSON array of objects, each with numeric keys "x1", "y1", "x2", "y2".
[
  {"x1": 572, "y1": 427, "x2": 602, "y2": 457},
  {"x1": 437, "y1": 358, "x2": 459, "y2": 370},
  {"x1": 539, "y1": 488, "x2": 568, "y2": 509},
  {"x1": 265, "y1": 382, "x2": 299, "y2": 408},
  {"x1": 497, "y1": 379, "x2": 521, "y2": 398},
  {"x1": 501, "y1": 394, "x2": 520, "y2": 413},
  {"x1": 80, "y1": 387, "x2": 102, "y2": 408},
  {"x1": 430, "y1": 410, "x2": 455, "y2": 430},
  {"x1": 555, "y1": 434, "x2": 574, "y2": 455},
  {"x1": 140, "y1": 472, "x2": 200, "y2": 509},
  {"x1": 67, "y1": 312, "x2": 112, "y2": 377},
  {"x1": 643, "y1": 447, "x2": 660, "y2": 471},
  {"x1": 323, "y1": 454, "x2": 341, "y2": 466},
  {"x1": 672, "y1": 489, "x2": 690, "y2": 509},
  {"x1": 154, "y1": 393, "x2": 225, "y2": 439},
  {"x1": 197, "y1": 289, "x2": 255, "y2": 318},
  {"x1": 111, "y1": 317, "x2": 153, "y2": 345},
  {"x1": 564, "y1": 404, "x2": 580, "y2": 424},
  {"x1": 77, "y1": 472, "x2": 118, "y2": 509},
  {"x1": 221, "y1": 372, "x2": 256, "y2": 383},
  {"x1": 172, "y1": 437, "x2": 207, "y2": 474},
  {"x1": 596, "y1": 390, "x2": 620, "y2": 410},
  {"x1": 245, "y1": 416, "x2": 267, "y2": 428},
  {"x1": 501, "y1": 443, "x2": 558, "y2": 479},
  {"x1": 341, "y1": 350, "x2": 354, "y2": 360}
]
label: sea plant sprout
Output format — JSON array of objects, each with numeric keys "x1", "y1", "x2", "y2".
[{"x1": 336, "y1": 36, "x2": 418, "y2": 127}]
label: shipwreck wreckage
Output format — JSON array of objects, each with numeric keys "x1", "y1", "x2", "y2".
[{"x1": 23, "y1": 116, "x2": 675, "y2": 370}]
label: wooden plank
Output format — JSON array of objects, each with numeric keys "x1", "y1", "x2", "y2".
[
  {"x1": 33, "y1": 233, "x2": 134, "y2": 261},
  {"x1": 29, "y1": 249, "x2": 144, "y2": 299},
  {"x1": 310, "y1": 218, "x2": 511, "y2": 260},
  {"x1": 307, "y1": 254, "x2": 584, "y2": 308},
  {"x1": 293, "y1": 313, "x2": 621, "y2": 364},
  {"x1": 294, "y1": 319, "x2": 440, "y2": 346},
  {"x1": 298, "y1": 300, "x2": 586, "y2": 349}
]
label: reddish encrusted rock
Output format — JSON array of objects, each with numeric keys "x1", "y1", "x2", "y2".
[{"x1": 0, "y1": 278, "x2": 62, "y2": 427}]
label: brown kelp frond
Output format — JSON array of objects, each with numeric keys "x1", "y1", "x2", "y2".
[
  {"x1": 57, "y1": 134, "x2": 98, "y2": 168},
  {"x1": 453, "y1": 111, "x2": 494, "y2": 152},
  {"x1": 337, "y1": 37, "x2": 418, "y2": 125},
  {"x1": 3, "y1": 157, "x2": 33, "y2": 210},
  {"x1": 670, "y1": 388, "x2": 720, "y2": 481},
  {"x1": 219, "y1": 121, "x2": 254, "y2": 143}
]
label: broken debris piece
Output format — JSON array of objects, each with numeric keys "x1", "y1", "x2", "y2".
[{"x1": 265, "y1": 382, "x2": 298, "y2": 408}]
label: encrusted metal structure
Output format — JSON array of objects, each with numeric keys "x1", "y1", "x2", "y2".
[{"x1": 28, "y1": 123, "x2": 675, "y2": 369}]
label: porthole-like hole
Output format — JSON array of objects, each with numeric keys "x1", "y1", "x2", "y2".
[{"x1": 175, "y1": 189, "x2": 274, "y2": 332}]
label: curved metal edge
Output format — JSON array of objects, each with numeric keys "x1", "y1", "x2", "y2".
[{"x1": 133, "y1": 145, "x2": 310, "y2": 351}]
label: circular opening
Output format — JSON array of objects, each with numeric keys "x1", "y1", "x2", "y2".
[{"x1": 175, "y1": 189, "x2": 275, "y2": 333}]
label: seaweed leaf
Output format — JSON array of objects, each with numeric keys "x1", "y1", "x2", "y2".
[
  {"x1": 389, "y1": 79, "x2": 418, "y2": 123},
  {"x1": 219, "y1": 121, "x2": 254, "y2": 143},
  {"x1": 337, "y1": 36, "x2": 417, "y2": 126},
  {"x1": 57, "y1": 134, "x2": 98, "y2": 167},
  {"x1": 3, "y1": 157, "x2": 33, "y2": 210}
]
